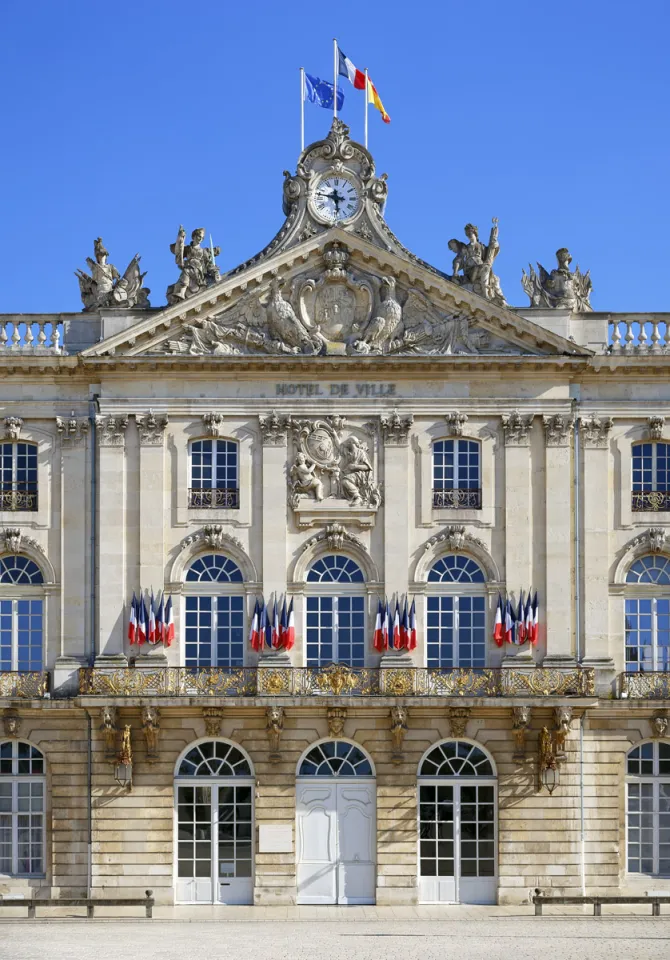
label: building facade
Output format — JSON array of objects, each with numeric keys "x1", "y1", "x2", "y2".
[{"x1": 0, "y1": 120, "x2": 669, "y2": 906}]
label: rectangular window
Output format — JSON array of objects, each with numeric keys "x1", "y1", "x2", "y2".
[
  {"x1": 426, "y1": 596, "x2": 486, "y2": 668},
  {"x1": 632, "y1": 442, "x2": 670, "y2": 512},
  {"x1": 0, "y1": 779, "x2": 44, "y2": 876},
  {"x1": 0, "y1": 599, "x2": 43, "y2": 672},
  {"x1": 625, "y1": 598, "x2": 670, "y2": 672},
  {"x1": 432, "y1": 440, "x2": 481, "y2": 509},
  {"x1": 0, "y1": 443, "x2": 38, "y2": 512},
  {"x1": 189, "y1": 439, "x2": 239, "y2": 509},
  {"x1": 184, "y1": 596, "x2": 244, "y2": 668},
  {"x1": 305, "y1": 595, "x2": 365, "y2": 667}
]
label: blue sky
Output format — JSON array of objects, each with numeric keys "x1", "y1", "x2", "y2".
[{"x1": 2, "y1": 0, "x2": 669, "y2": 314}]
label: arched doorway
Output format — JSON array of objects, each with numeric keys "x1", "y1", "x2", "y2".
[
  {"x1": 296, "y1": 739, "x2": 376, "y2": 905},
  {"x1": 174, "y1": 739, "x2": 254, "y2": 904},
  {"x1": 418, "y1": 740, "x2": 497, "y2": 904}
]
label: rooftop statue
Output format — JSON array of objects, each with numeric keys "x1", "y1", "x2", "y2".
[
  {"x1": 448, "y1": 219, "x2": 506, "y2": 306},
  {"x1": 166, "y1": 226, "x2": 221, "y2": 305},
  {"x1": 75, "y1": 238, "x2": 150, "y2": 311},
  {"x1": 522, "y1": 248, "x2": 593, "y2": 311}
]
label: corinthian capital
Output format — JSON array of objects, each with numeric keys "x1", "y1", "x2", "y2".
[
  {"x1": 258, "y1": 411, "x2": 289, "y2": 446},
  {"x1": 580, "y1": 415, "x2": 613, "y2": 447},
  {"x1": 542, "y1": 414, "x2": 574, "y2": 446},
  {"x1": 380, "y1": 410, "x2": 414, "y2": 445},
  {"x1": 502, "y1": 411, "x2": 534, "y2": 445},
  {"x1": 95, "y1": 415, "x2": 128, "y2": 446},
  {"x1": 136, "y1": 411, "x2": 168, "y2": 445}
]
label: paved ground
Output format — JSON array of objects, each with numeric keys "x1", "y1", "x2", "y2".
[{"x1": 1, "y1": 907, "x2": 670, "y2": 960}]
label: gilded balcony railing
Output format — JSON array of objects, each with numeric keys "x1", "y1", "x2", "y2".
[
  {"x1": 0, "y1": 488, "x2": 38, "y2": 512},
  {"x1": 631, "y1": 490, "x2": 670, "y2": 513},
  {"x1": 0, "y1": 671, "x2": 49, "y2": 698},
  {"x1": 78, "y1": 665, "x2": 595, "y2": 698},
  {"x1": 620, "y1": 671, "x2": 670, "y2": 699}
]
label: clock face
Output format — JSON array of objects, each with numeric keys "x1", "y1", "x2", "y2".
[{"x1": 312, "y1": 176, "x2": 361, "y2": 223}]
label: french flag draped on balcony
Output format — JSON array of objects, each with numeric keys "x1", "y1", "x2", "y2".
[
  {"x1": 493, "y1": 594, "x2": 504, "y2": 646},
  {"x1": 285, "y1": 598, "x2": 295, "y2": 651},
  {"x1": 515, "y1": 591, "x2": 526, "y2": 644},
  {"x1": 271, "y1": 598, "x2": 280, "y2": 648},
  {"x1": 408, "y1": 598, "x2": 417, "y2": 651},
  {"x1": 148, "y1": 590, "x2": 157, "y2": 644},
  {"x1": 392, "y1": 600, "x2": 401, "y2": 649},
  {"x1": 400, "y1": 598, "x2": 410, "y2": 649},
  {"x1": 524, "y1": 590, "x2": 533, "y2": 643},
  {"x1": 155, "y1": 593, "x2": 165, "y2": 645},
  {"x1": 249, "y1": 599, "x2": 261, "y2": 652},
  {"x1": 128, "y1": 592, "x2": 138, "y2": 644},
  {"x1": 137, "y1": 595, "x2": 147, "y2": 646},
  {"x1": 504, "y1": 598, "x2": 515, "y2": 645},
  {"x1": 373, "y1": 599, "x2": 385, "y2": 652},
  {"x1": 164, "y1": 595, "x2": 174, "y2": 647},
  {"x1": 258, "y1": 601, "x2": 268, "y2": 649},
  {"x1": 278, "y1": 598, "x2": 288, "y2": 649},
  {"x1": 382, "y1": 599, "x2": 390, "y2": 652},
  {"x1": 530, "y1": 592, "x2": 539, "y2": 644}
]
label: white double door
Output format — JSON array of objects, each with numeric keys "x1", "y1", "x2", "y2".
[
  {"x1": 296, "y1": 779, "x2": 376, "y2": 904},
  {"x1": 175, "y1": 781, "x2": 253, "y2": 904},
  {"x1": 418, "y1": 779, "x2": 497, "y2": 904}
]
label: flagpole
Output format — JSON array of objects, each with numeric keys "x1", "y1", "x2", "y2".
[
  {"x1": 300, "y1": 67, "x2": 305, "y2": 151},
  {"x1": 364, "y1": 69, "x2": 369, "y2": 150},
  {"x1": 333, "y1": 38, "x2": 338, "y2": 119}
]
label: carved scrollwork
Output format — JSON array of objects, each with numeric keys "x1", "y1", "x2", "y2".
[
  {"x1": 301, "y1": 523, "x2": 365, "y2": 554},
  {"x1": 177, "y1": 524, "x2": 244, "y2": 554},
  {"x1": 448, "y1": 707, "x2": 471, "y2": 738},
  {"x1": 259, "y1": 411, "x2": 290, "y2": 446},
  {"x1": 542, "y1": 414, "x2": 574, "y2": 446},
  {"x1": 203, "y1": 707, "x2": 224, "y2": 737},
  {"x1": 502, "y1": 411, "x2": 534, "y2": 445},
  {"x1": 424, "y1": 525, "x2": 485, "y2": 554}
]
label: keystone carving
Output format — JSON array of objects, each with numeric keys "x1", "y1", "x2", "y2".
[
  {"x1": 2, "y1": 710, "x2": 21, "y2": 739},
  {"x1": 424, "y1": 525, "x2": 485, "y2": 553},
  {"x1": 266, "y1": 706, "x2": 285, "y2": 763},
  {"x1": 502, "y1": 411, "x2": 534, "y2": 445},
  {"x1": 3, "y1": 417, "x2": 23, "y2": 440},
  {"x1": 648, "y1": 417, "x2": 665, "y2": 441},
  {"x1": 445, "y1": 412, "x2": 468, "y2": 438},
  {"x1": 100, "y1": 706, "x2": 118, "y2": 762},
  {"x1": 390, "y1": 706, "x2": 408, "y2": 764},
  {"x1": 136, "y1": 411, "x2": 168, "y2": 445},
  {"x1": 202, "y1": 707, "x2": 224, "y2": 738},
  {"x1": 95, "y1": 415, "x2": 128, "y2": 446},
  {"x1": 141, "y1": 706, "x2": 160, "y2": 763},
  {"x1": 380, "y1": 410, "x2": 414, "y2": 445},
  {"x1": 553, "y1": 706, "x2": 572, "y2": 761},
  {"x1": 630, "y1": 528, "x2": 667, "y2": 554},
  {"x1": 327, "y1": 707, "x2": 347, "y2": 739},
  {"x1": 202, "y1": 413, "x2": 225, "y2": 438},
  {"x1": 258, "y1": 411, "x2": 290, "y2": 446},
  {"x1": 542, "y1": 414, "x2": 574, "y2": 446},
  {"x1": 580, "y1": 416, "x2": 613, "y2": 447},
  {"x1": 301, "y1": 524, "x2": 365, "y2": 554},
  {"x1": 56, "y1": 416, "x2": 89, "y2": 445},
  {"x1": 1, "y1": 528, "x2": 46, "y2": 560},
  {"x1": 448, "y1": 707, "x2": 471, "y2": 738},
  {"x1": 651, "y1": 713, "x2": 669, "y2": 739},
  {"x1": 512, "y1": 706, "x2": 532, "y2": 762},
  {"x1": 178, "y1": 525, "x2": 244, "y2": 554}
]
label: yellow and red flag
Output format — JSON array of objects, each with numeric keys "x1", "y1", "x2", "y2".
[
  {"x1": 367, "y1": 77, "x2": 390, "y2": 124},
  {"x1": 338, "y1": 45, "x2": 390, "y2": 124}
]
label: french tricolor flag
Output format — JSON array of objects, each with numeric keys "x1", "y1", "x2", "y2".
[
  {"x1": 148, "y1": 590, "x2": 157, "y2": 644},
  {"x1": 164, "y1": 596, "x2": 174, "y2": 647},
  {"x1": 516, "y1": 591, "x2": 526, "y2": 644},
  {"x1": 530, "y1": 592, "x2": 539, "y2": 644},
  {"x1": 400, "y1": 598, "x2": 409, "y2": 650},
  {"x1": 278, "y1": 598, "x2": 288, "y2": 649},
  {"x1": 524, "y1": 591, "x2": 533, "y2": 643},
  {"x1": 381, "y1": 600, "x2": 390, "y2": 652},
  {"x1": 392, "y1": 600, "x2": 401, "y2": 649},
  {"x1": 249, "y1": 599, "x2": 261, "y2": 652},
  {"x1": 155, "y1": 593, "x2": 165, "y2": 645},
  {"x1": 504, "y1": 598, "x2": 515, "y2": 645},
  {"x1": 493, "y1": 594, "x2": 504, "y2": 646},
  {"x1": 408, "y1": 599, "x2": 417, "y2": 651},
  {"x1": 373, "y1": 599, "x2": 385, "y2": 652},
  {"x1": 137, "y1": 595, "x2": 147, "y2": 646},
  {"x1": 271, "y1": 598, "x2": 280, "y2": 648},
  {"x1": 338, "y1": 48, "x2": 366, "y2": 90},
  {"x1": 128, "y1": 593, "x2": 138, "y2": 644},
  {"x1": 285, "y1": 598, "x2": 295, "y2": 651}
]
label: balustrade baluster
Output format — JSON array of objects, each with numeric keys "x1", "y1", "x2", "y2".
[
  {"x1": 638, "y1": 320, "x2": 649, "y2": 351},
  {"x1": 623, "y1": 320, "x2": 635, "y2": 351},
  {"x1": 0, "y1": 323, "x2": 7, "y2": 351},
  {"x1": 24, "y1": 323, "x2": 34, "y2": 349},
  {"x1": 36, "y1": 321, "x2": 47, "y2": 349},
  {"x1": 51, "y1": 325, "x2": 61, "y2": 353},
  {"x1": 650, "y1": 319, "x2": 661, "y2": 352},
  {"x1": 10, "y1": 324, "x2": 20, "y2": 349}
]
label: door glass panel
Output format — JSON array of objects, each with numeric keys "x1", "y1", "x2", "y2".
[
  {"x1": 177, "y1": 785, "x2": 211, "y2": 879},
  {"x1": 419, "y1": 783, "x2": 454, "y2": 879}
]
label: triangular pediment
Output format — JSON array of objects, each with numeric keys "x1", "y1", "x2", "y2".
[{"x1": 81, "y1": 228, "x2": 590, "y2": 361}]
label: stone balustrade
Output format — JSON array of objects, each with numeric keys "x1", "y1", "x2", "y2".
[
  {"x1": 609, "y1": 314, "x2": 670, "y2": 354},
  {"x1": 0, "y1": 318, "x2": 64, "y2": 354}
]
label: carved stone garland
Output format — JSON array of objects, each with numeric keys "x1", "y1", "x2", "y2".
[
  {"x1": 178, "y1": 525, "x2": 244, "y2": 555},
  {"x1": 301, "y1": 524, "x2": 365, "y2": 554},
  {"x1": 424, "y1": 526, "x2": 485, "y2": 554},
  {"x1": 1, "y1": 528, "x2": 47, "y2": 561},
  {"x1": 629, "y1": 527, "x2": 667, "y2": 554}
]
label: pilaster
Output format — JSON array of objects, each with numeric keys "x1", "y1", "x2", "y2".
[
  {"x1": 381, "y1": 414, "x2": 413, "y2": 651},
  {"x1": 95, "y1": 415, "x2": 128, "y2": 660},
  {"x1": 501, "y1": 412, "x2": 533, "y2": 662},
  {"x1": 259, "y1": 413, "x2": 288, "y2": 611},
  {"x1": 542, "y1": 415, "x2": 575, "y2": 665},
  {"x1": 136, "y1": 412, "x2": 168, "y2": 595}
]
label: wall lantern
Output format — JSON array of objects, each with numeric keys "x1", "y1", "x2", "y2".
[
  {"x1": 538, "y1": 726, "x2": 560, "y2": 795},
  {"x1": 114, "y1": 724, "x2": 133, "y2": 790}
]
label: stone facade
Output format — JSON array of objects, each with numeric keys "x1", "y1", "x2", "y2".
[{"x1": 0, "y1": 121, "x2": 669, "y2": 906}]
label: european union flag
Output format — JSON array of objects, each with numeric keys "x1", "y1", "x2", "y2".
[{"x1": 304, "y1": 73, "x2": 344, "y2": 111}]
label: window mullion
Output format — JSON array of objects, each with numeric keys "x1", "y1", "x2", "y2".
[
  {"x1": 212, "y1": 598, "x2": 219, "y2": 668},
  {"x1": 653, "y1": 597, "x2": 658, "y2": 672},
  {"x1": 12, "y1": 780, "x2": 17, "y2": 876},
  {"x1": 453, "y1": 440, "x2": 460, "y2": 490},
  {"x1": 453, "y1": 597, "x2": 460, "y2": 668},
  {"x1": 11, "y1": 446, "x2": 17, "y2": 494},
  {"x1": 11, "y1": 599, "x2": 17, "y2": 672},
  {"x1": 654, "y1": 781, "x2": 659, "y2": 877},
  {"x1": 333, "y1": 596, "x2": 339, "y2": 663},
  {"x1": 652, "y1": 443, "x2": 658, "y2": 492}
]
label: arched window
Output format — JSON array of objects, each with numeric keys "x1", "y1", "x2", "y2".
[
  {"x1": 0, "y1": 441, "x2": 38, "y2": 512},
  {"x1": 432, "y1": 439, "x2": 481, "y2": 509},
  {"x1": 418, "y1": 740, "x2": 496, "y2": 904},
  {"x1": 188, "y1": 438, "x2": 239, "y2": 509},
  {"x1": 625, "y1": 556, "x2": 670, "y2": 672},
  {"x1": 0, "y1": 741, "x2": 45, "y2": 876},
  {"x1": 305, "y1": 555, "x2": 365, "y2": 667},
  {"x1": 426, "y1": 555, "x2": 486, "y2": 669},
  {"x1": 632, "y1": 441, "x2": 670, "y2": 512},
  {"x1": 183, "y1": 555, "x2": 244, "y2": 668},
  {"x1": 298, "y1": 741, "x2": 373, "y2": 777},
  {"x1": 175, "y1": 740, "x2": 253, "y2": 904},
  {"x1": 626, "y1": 741, "x2": 670, "y2": 876},
  {"x1": 0, "y1": 556, "x2": 44, "y2": 672}
]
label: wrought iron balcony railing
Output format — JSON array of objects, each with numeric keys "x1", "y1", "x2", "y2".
[
  {"x1": 188, "y1": 487, "x2": 240, "y2": 509},
  {"x1": 620, "y1": 671, "x2": 670, "y2": 699},
  {"x1": 78, "y1": 665, "x2": 595, "y2": 698},
  {"x1": 0, "y1": 489, "x2": 38, "y2": 512},
  {"x1": 432, "y1": 487, "x2": 482, "y2": 509},
  {"x1": 631, "y1": 490, "x2": 670, "y2": 512},
  {"x1": 0, "y1": 671, "x2": 49, "y2": 698}
]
